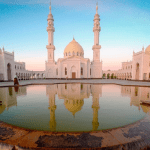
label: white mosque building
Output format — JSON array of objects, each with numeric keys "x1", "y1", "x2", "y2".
[
  {"x1": 1, "y1": 2, "x2": 150, "y2": 81},
  {"x1": 45, "y1": 3, "x2": 102, "y2": 79}
]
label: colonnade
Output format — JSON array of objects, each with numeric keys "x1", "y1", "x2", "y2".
[
  {"x1": 15, "y1": 72, "x2": 45, "y2": 80},
  {"x1": 103, "y1": 72, "x2": 132, "y2": 80}
]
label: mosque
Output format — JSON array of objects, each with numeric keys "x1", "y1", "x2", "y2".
[
  {"x1": 45, "y1": 3, "x2": 102, "y2": 79},
  {"x1": 0, "y1": 2, "x2": 150, "y2": 81}
]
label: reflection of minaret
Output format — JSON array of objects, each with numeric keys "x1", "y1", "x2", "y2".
[
  {"x1": 92, "y1": 97, "x2": 100, "y2": 131},
  {"x1": 90, "y1": 84, "x2": 102, "y2": 131},
  {"x1": 48, "y1": 94, "x2": 56, "y2": 131}
]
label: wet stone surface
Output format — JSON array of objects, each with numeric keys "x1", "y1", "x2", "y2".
[
  {"x1": 0, "y1": 127, "x2": 15, "y2": 141},
  {"x1": 123, "y1": 121, "x2": 150, "y2": 141},
  {"x1": 35, "y1": 133, "x2": 103, "y2": 148}
]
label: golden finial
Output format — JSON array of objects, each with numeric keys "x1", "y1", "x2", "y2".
[
  {"x1": 49, "y1": 0, "x2": 51, "y2": 14},
  {"x1": 96, "y1": 2, "x2": 98, "y2": 14}
]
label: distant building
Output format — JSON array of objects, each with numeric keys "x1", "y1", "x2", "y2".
[
  {"x1": 103, "y1": 45, "x2": 150, "y2": 80},
  {"x1": 0, "y1": 47, "x2": 44, "y2": 81}
]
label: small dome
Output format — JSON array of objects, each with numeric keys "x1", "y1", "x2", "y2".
[
  {"x1": 145, "y1": 45, "x2": 150, "y2": 54},
  {"x1": 64, "y1": 38, "x2": 84, "y2": 54}
]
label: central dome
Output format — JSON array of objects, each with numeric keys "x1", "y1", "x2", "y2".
[{"x1": 64, "y1": 38, "x2": 84, "y2": 56}]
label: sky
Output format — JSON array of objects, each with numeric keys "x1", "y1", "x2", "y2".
[{"x1": 0, "y1": 0, "x2": 150, "y2": 71}]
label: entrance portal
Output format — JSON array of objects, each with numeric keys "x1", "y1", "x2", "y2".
[
  {"x1": 7, "y1": 63, "x2": 11, "y2": 81},
  {"x1": 72, "y1": 72, "x2": 76, "y2": 78}
]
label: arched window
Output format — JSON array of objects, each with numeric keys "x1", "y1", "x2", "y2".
[
  {"x1": 65, "y1": 67, "x2": 67, "y2": 75},
  {"x1": 69, "y1": 52, "x2": 71, "y2": 56},
  {"x1": 56, "y1": 68, "x2": 58, "y2": 75},
  {"x1": 66, "y1": 53, "x2": 67, "y2": 56},
  {"x1": 15, "y1": 65, "x2": 16, "y2": 69},
  {"x1": 90, "y1": 68, "x2": 91, "y2": 75},
  {"x1": 77, "y1": 52, "x2": 78, "y2": 56},
  {"x1": 81, "y1": 67, "x2": 83, "y2": 75}
]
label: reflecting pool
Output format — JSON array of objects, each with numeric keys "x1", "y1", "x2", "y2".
[{"x1": 0, "y1": 84, "x2": 149, "y2": 132}]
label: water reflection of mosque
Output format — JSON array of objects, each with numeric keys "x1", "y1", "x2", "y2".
[
  {"x1": 0, "y1": 87, "x2": 27, "y2": 114},
  {"x1": 1, "y1": 85, "x2": 150, "y2": 132},
  {"x1": 121, "y1": 86, "x2": 150, "y2": 114},
  {"x1": 46, "y1": 84, "x2": 102, "y2": 131}
]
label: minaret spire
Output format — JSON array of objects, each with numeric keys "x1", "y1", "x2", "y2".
[
  {"x1": 142, "y1": 45, "x2": 144, "y2": 52},
  {"x1": 96, "y1": 2, "x2": 98, "y2": 14},
  {"x1": 49, "y1": 0, "x2": 51, "y2": 14}
]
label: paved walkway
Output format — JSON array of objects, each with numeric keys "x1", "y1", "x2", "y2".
[{"x1": 1, "y1": 79, "x2": 150, "y2": 87}]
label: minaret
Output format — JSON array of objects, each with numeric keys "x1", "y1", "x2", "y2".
[
  {"x1": 46, "y1": 0, "x2": 55, "y2": 62},
  {"x1": 92, "y1": 3, "x2": 101, "y2": 62}
]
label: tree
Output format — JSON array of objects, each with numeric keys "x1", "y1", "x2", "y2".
[
  {"x1": 107, "y1": 74, "x2": 110, "y2": 79},
  {"x1": 111, "y1": 74, "x2": 114, "y2": 79}
]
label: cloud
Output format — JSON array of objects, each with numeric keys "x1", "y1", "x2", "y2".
[
  {"x1": 0, "y1": 0, "x2": 97, "y2": 5},
  {"x1": 0, "y1": 0, "x2": 114, "y2": 13}
]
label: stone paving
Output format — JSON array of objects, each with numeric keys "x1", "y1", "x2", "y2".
[
  {"x1": 1, "y1": 79, "x2": 150, "y2": 87},
  {"x1": 1, "y1": 79, "x2": 150, "y2": 150}
]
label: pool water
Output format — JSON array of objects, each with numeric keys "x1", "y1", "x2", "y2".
[{"x1": 0, "y1": 84, "x2": 149, "y2": 132}]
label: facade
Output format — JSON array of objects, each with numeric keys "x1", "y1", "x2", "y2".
[
  {"x1": 1, "y1": 2, "x2": 150, "y2": 81},
  {"x1": 0, "y1": 47, "x2": 45, "y2": 81},
  {"x1": 103, "y1": 45, "x2": 150, "y2": 80},
  {"x1": 45, "y1": 4, "x2": 102, "y2": 79}
]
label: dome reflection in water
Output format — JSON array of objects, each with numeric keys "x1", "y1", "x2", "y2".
[{"x1": 0, "y1": 84, "x2": 149, "y2": 132}]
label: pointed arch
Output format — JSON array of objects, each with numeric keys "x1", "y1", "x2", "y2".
[
  {"x1": 81, "y1": 67, "x2": 83, "y2": 75},
  {"x1": 56, "y1": 68, "x2": 58, "y2": 75},
  {"x1": 65, "y1": 67, "x2": 67, "y2": 75},
  {"x1": 7, "y1": 63, "x2": 11, "y2": 81}
]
